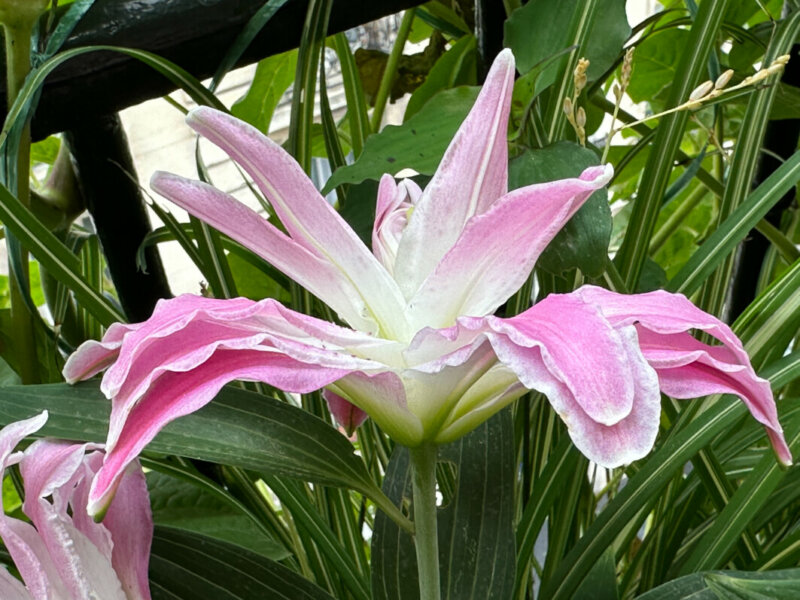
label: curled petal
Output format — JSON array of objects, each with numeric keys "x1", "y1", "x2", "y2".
[
  {"x1": 74, "y1": 296, "x2": 400, "y2": 516},
  {"x1": 576, "y1": 285, "x2": 791, "y2": 465},
  {"x1": 485, "y1": 293, "x2": 644, "y2": 427},
  {"x1": 487, "y1": 308, "x2": 660, "y2": 466},
  {"x1": 90, "y1": 349, "x2": 353, "y2": 517},
  {"x1": 79, "y1": 295, "x2": 391, "y2": 454},
  {"x1": 101, "y1": 461, "x2": 153, "y2": 600},
  {"x1": 62, "y1": 322, "x2": 142, "y2": 384}
]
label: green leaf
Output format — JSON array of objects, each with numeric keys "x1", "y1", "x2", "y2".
[
  {"x1": 338, "y1": 178, "x2": 379, "y2": 246},
  {"x1": 627, "y1": 29, "x2": 692, "y2": 107},
  {"x1": 667, "y1": 150, "x2": 800, "y2": 296},
  {"x1": 323, "y1": 86, "x2": 479, "y2": 193},
  {"x1": 0, "y1": 381, "x2": 386, "y2": 502},
  {"x1": 150, "y1": 526, "x2": 335, "y2": 600},
  {"x1": 371, "y1": 409, "x2": 515, "y2": 599},
  {"x1": 574, "y1": 547, "x2": 619, "y2": 600},
  {"x1": 147, "y1": 471, "x2": 289, "y2": 561},
  {"x1": 539, "y1": 351, "x2": 791, "y2": 600},
  {"x1": 404, "y1": 34, "x2": 477, "y2": 119},
  {"x1": 504, "y1": 0, "x2": 630, "y2": 80},
  {"x1": 330, "y1": 33, "x2": 371, "y2": 157},
  {"x1": 227, "y1": 251, "x2": 290, "y2": 303},
  {"x1": 769, "y1": 83, "x2": 800, "y2": 120},
  {"x1": 232, "y1": 49, "x2": 298, "y2": 132},
  {"x1": 635, "y1": 569, "x2": 800, "y2": 600},
  {"x1": 679, "y1": 409, "x2": 800, "y2": 574},
  {"x1": 30, "y1": 135, "x2": 60, "y2": 166},
  {"x1": 614, "y1": 0, "x2": 729, "y2": 290},
  {"x1": 513, "y1": 438, "x2": 583, "y2": 597},
  {"x1": 41, "y1": 0, "x2": 95, "y2": 59},
  {"x1": 509, "y1": 142, "x2": 611, "y2": 277},
  {"x1": 0, "y1": 355, "x2": 20, "y2": 387},
  {"x1": 0, "y1": 182, "x2": 124, "y2": 326}
]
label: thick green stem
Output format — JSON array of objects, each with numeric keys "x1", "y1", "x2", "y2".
[
  {"x1": 370, "y1": 8, "x2": 415, "y2": 132},
  {"x1": 3, "y1": 15, "x2": 40, "y2": 383},
  {"x1": 409, "y1": 443, "x2": 441, "y2": 600}
]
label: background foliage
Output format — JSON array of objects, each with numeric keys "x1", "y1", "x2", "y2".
[{"x1": 1, "y1": 0, "x2": 800, "y2": 598}]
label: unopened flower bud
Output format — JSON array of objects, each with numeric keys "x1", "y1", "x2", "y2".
[
  {"x1": 563, "y1": 96, "x2": 573, "y2": 117},
  {"x1": 689, "y1": 80, "x2": 714, "y2": 102},
  {"x1": 621, "y1": 48, "x2": 634, "y2": 85},
  {"x1": 774, "y1": 54, "x2": 791, "y2": 66},
  {"x1": 613, "y1": 83, "x2": 622, "y2": 100},
  {"x1": 765, "y1": 64, "x2": 785, "y2": 76},
  {"x1": 576, "y1": 106, "x2": 586, "y2": 128},
  {"x1": 714, "y1": 69, "x2": 734, "y2": 90},
  {"x1": 574, "y1": 58, "x2": 590, "y2": 93}
]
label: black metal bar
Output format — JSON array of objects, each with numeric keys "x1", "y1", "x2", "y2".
[
  {"x1": 64, "y1": 113, "x2": 171, "y2": 321},
  {"x1": 475, "y1": 0, "x2": 506, "y2": 82},
  {"x1": 2, "y1": 0, "x2": 426, "y2": 139}
]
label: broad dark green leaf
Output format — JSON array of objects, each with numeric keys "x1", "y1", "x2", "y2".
[
  {"x1": 509, "y1": 142, "x2": 611, "y2": 277},
  {"x1": 0, "y1": 381, "x2": 385, "y2": 502},
  {"x1": 150, "y1": 526, "x2": 335, "y2": 600},
  {"x1": 338, "y1": 178, "x2": 379, "y2": 246},
  {"x1": 635, "y1": 569, "x2": 800, "y2": 600},
  {"x1": 404, "y1": 34, "x2": 477, "y2": 119},
  {"x1": 147, "y1": 471, "x2": 289, "y2": 561},
  {"x1": 372, "y1": 409, "x2": 515, "y2": 600},
  {"x1": 627, "y1": 29, "x2": 692, "y2": 107},
  {"x1": 504, "y1": 0, "x2": 630, "y2": 81},
  {"x1": 232, "y1": 49, "x2": 298, "y2": 132},
  {"x1": 323, "y1": 86, "x2": 479, "y2": 193}
]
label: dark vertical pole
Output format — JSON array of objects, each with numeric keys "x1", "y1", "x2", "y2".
[
  {"x1": 728, "y1": 42, "x2": 800, "y2": 321},
  {"x1": 65, "y1": 113, "x2": 171, "y2": 322},
  {"x1": 475, "y1": 0, "x2": 506, "y2": 82}
]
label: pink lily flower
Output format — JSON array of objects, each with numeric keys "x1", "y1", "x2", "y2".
[
  {"x1": 0, "y1": 412, "x2": 152, "y2": 600},
  {"x1": 63, "y1": 49, "x2": 790, "y2": 517}
]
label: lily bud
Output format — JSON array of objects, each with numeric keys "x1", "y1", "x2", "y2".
[
  {"x1": 714, "y1": 69, "x2": 734, "y2": 90},
  {"x1": 688, "y1": 80, "x2": 714, "y2": 102}
]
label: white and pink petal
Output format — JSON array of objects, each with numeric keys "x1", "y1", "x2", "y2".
[
  {"x1": 393, "y1": 49, "x2": 516, "y2": 298},
  {"x1": 406, "y1": 165, "x2": 613, "y2": 329},
  {"x1": 183, "y1": 108, "x2": 410, "y2": 340}
]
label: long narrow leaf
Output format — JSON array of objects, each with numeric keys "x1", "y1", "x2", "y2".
[
  {"x1": 667, "y1": 151, "x2": 800, "y2": 296},
  {"x1": 0, "y1": 183, "x2": 123, "y2": 326}
]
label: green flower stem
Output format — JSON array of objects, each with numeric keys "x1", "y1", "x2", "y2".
[
  {"x1": 370, "y1": 8, "x2": 415, "y2": 132},
  {"x1": 409, "y1": 443, "x2": 441, "y2": 600},
  {"x1": 2, "y1": 9, "x2": 42, "y2": 384}
]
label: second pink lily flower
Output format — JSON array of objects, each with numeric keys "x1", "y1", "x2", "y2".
[{"x1": 64, "y1": 49, "x2": 790, "y2": 518}]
